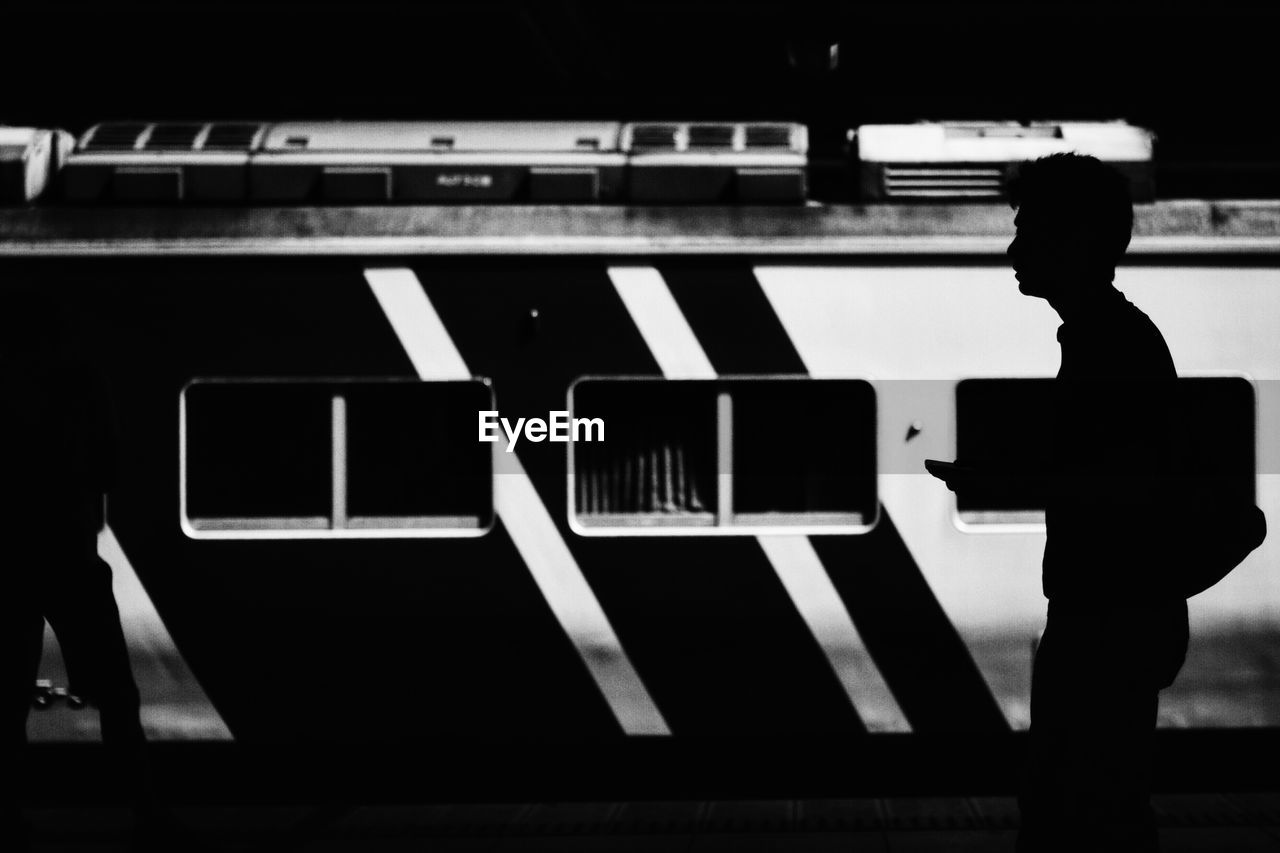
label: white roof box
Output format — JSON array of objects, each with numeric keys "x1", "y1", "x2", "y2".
[
  {"x1": 856, "y1": 121, "x2": 1153, "y2": 163},
  {"x1": 856, "y1": 121, "x2": 1155, "y2": 200}
]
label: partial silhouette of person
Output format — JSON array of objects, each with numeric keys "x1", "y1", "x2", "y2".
[
  {"x1": 0, "y1": 287, "x2": 154, "y2": 849},
  {"x1": 934, "y1": 154, "x2": 1188, "y2": 852},
  {"x1": 1011, "y1": 154, "x2": 1191, "y2": 853}
]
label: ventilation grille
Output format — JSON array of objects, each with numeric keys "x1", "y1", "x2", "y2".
[
  {"x1": 881, "y1": 166, "x2": 1006, "y2": 198},
  {"x1": 145, "y1": 123, "x2": 204, "y2": 150},
  {"x1": 82, "y1": 122, "x2": 149, "y2": 151},
  {"x1": 744, "y1": 125, "x2": 793, "y2": 149},
  {"x1": 203, "y1": 123, "x2": 263, "y2": 151},
  {"x1": 629, "y1": 125, "x2": 679, "y2": 149},
  {"x1": 686, "y1": 124, "x2": 734, "y2": 148}
]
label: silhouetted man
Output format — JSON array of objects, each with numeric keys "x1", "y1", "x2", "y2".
[
  {"x1": 1010, "y1": 154, "x2": 1188, "y2": 852},
  {"x1": 0, "y1": 288, "x2": 150, "y2": 850},
  {"x1": 935, "y1": 154, "x2": 1188, "y2": 851}
]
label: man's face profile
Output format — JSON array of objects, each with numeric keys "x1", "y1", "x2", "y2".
[{"x1": 1008, "y1": 206, "x2": 1080, "y2": 304}]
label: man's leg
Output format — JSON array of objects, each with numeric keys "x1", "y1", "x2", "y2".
[
  {"x1": 1080, "y1": 600, "x2": 1188, "y2": 851},
  {"x1": 44, "y1": 554, "x2": 148, "y2": 799},
  {"x1": 1086, "y1": 668, "x2": 1160, "y2": 851},
  {"x1": 1018, "y1": 606, "x2": 1073, "y2": 852},
  {"x1": 1018, "y1": 601, "x2": 1163, "y2": 853},
  {"x1": 0, "y1": 581, "x2": 45, "y2": 850}
]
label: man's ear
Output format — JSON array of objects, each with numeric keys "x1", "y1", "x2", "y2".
[{"x1": 1074, "y1": 228, "x2": 1115, "y2": 272}]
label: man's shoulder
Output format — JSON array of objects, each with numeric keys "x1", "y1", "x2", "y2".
[
  {"x1": 1126, "y1": 303, "x2": 1177, "y2": 377},
  {"x1": 1102, "y1": 295, "x2": 1177, "y2": 378}
]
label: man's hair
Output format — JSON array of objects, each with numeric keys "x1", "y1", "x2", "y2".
[{"x1": 1006, "y1": 152, "x2": 1134, "y2": 269}]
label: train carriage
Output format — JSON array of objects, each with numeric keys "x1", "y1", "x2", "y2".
[{"x1": 7, "y1": 213, "x2": 1276, "y2": 793}]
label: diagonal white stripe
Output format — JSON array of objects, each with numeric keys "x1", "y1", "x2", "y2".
[
  {"x1": 611, "y1": 265, "x2": 912, "y2": 733},
  {"x1": 99, "y1": 525, "x2": 234, "y2": 739},
  {"x1": 608, "y1": 266, "x2": 717, "y2": 380},
  {"x1": 366, "y1": 267, "x2": 472, "y2": 380},
  {"x1": 365, "y1": 267, "x2": 671, "y2": 736},
  {"x1": 757, "y1": 536, "x2": 910, "y2": 732},
  {"x1": 492, "y1": 459, "x2": 670, "y2": 734},
  {"x1": 755, "y1": 265, "x2": 1039, "y2": 729}
]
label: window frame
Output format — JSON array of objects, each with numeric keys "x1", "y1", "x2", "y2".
[
  {"x1": 179, "y1": 376, "x2": 496, "y2": 540},
  {"x1": 566, "y1": 374, "x2": 880, "y2": 537}
]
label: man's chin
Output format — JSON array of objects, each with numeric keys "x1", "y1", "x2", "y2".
[{"x1": 1017, "y1": 280, "x2": 1046, "y2": 298}]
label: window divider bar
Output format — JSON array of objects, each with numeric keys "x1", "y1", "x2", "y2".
[
  {"x1": 331, "y1": 392, "x2": 348, "y2": 530},
  {"x1": 717, "y1": 389, "x2": 733, "y2": 526}
]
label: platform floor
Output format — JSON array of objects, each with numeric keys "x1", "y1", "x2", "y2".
[{"x1": 16, "y1": 794, "x2": 1280, "y2": 852}]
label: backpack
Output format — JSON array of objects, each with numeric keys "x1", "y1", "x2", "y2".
[{"x1": 1171, "y1": 501, "x2": 1267, "y2": 598}]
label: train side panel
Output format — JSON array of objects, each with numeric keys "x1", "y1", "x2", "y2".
[{"x1": 16, "y1": 258, "x2": 1278, "y2": 748}]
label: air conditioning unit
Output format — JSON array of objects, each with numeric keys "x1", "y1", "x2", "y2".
[
  {"x1": 855, "y1": 121, "x2": 1155, "y2": 201},
  {"x1": 621, "y1": 122, "x2": 808, "y2": 203},
  {"x1": 62, "y1": 122, "x2": 267, "y2": 202}
]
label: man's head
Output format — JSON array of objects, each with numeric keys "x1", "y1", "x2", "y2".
[{"x1": 1006, "y1": 153, "x2": 1133, "y2": 306}]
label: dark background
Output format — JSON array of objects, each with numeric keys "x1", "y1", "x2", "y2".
[
  {"x1": 7, "y1": 2, "x2": 1280, "y2": 195},
  {"x1": 5, "y1": 1, "x2": 1274, "y2": 195},
  {"x1": 7, "y1": 3, "x2": 1277, "y2": 142}
]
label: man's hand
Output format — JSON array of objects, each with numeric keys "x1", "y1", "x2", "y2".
[{"x1": 925, "y1": 459, "x2": 983, "y2": 494}]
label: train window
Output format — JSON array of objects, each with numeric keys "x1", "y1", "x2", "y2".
[
  {"x1": 954, "y1": 376, "x2": 1255, "y2": 527},
  {"x1": 571, "y1": 381, "x2": 718, "y2": 529},
  {"x1": 344, "y1": 382, "x2": 492, "y2": 529},
  {"x1": 955, "y1": 379, "x2": 1056, "y2": 525},
  {"x1": 184, "y1": 383, "x2": 331, "y2": 529},
  {"x1": 569, "y1": 377, "x2": 877, "y2": 535},
  {"x1": 732, "y1": 380, "x2": 877, "y2": 527},
  {"x1": 181, "y1": 379, "x2": 493, "y2": 538}
]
